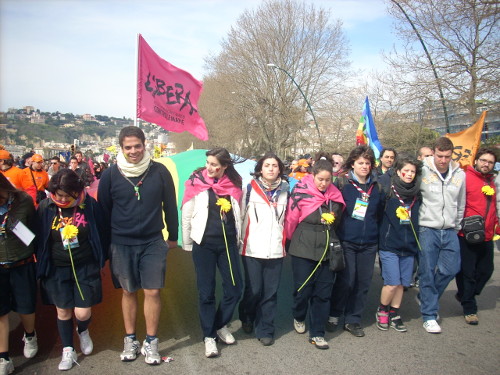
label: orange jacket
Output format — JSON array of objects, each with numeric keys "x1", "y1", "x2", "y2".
[{"x1": 0, "y1": 165, "x2": 24, "y2": 189}]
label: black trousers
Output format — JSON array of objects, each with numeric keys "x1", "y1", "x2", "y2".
[{"x1": 455, "y1": 237, "x2": 494, "y2": 315}]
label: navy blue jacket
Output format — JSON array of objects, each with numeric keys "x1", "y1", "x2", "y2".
[
  {"x1": 378, "y1": 174, "x2": 421, "y2": 256},
  {"x1": 98, "y1": 161, "x2": 178, "y2": 246},
  {"x1": 335, "y1": 172, "x2": 386, "y2": 245},
  {"x1": 35, "y1": 194, "x2": 106, "y2": 279}
]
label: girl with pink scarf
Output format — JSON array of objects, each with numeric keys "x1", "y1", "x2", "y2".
[{"x1": 286, "y1": 158, "x2": 345, "y2": 350}]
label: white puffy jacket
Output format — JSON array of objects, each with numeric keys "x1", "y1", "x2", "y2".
[
  {"x1": 181, "y1": 190, "x2": 242, "y2": 251},
  {"x1": 240, "y1": 179, "x2": 289, "y2": 259}
]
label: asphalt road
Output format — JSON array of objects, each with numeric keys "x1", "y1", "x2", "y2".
[{"x1": 8, "y1": 247, "x2": 500, "y2": 375}]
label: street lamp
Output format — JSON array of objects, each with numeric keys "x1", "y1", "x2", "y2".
[{"x1": 267, "y1": 63, "x2": 322, "y2": 148}]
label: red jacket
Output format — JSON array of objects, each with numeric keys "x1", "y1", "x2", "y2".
[{"x1": 460, "y1": 166, "x2": 498, "y2": 241}]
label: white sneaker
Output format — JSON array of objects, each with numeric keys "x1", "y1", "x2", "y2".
[
  {"x1": 216, "y1": 326, "x2": 235, "y2": 345},
  {"x1": 140, "y1": 338, "x2": 161, "y2": 365},
  {"x1": 309, "y1": 336, "x2": 329, "y2": 349},
  {"x1": 23, "y1": 332, "x2": 38, "y2": 358},
  {"x1": 58, "y1": 347, "x2": 78, "y2": 371},
  {"x1": 120, "y1": 337, "x2": 141, "y2": 361},
  {"x1": 204, "y1": 337, "x2": 218, "y2": 358},
  {"x1": 423, "y1": 319, "x2": 442, "y2": 334},
  {"x1": 293, "y1": 319, "x2": 306, "y2": 334},
  {"x1": 77, "y1": 328, "x2": 93, "y2": 355},
  {"x1": 0, "y1": 358, "x2": 14, "y2": 375}
]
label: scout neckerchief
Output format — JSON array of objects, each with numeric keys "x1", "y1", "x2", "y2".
[
  {"x1": 117, "y1": 161, "x2": 152, "y2": 201},
  {"x1": 392, "y1": 185, "x2": 416, "y2": 225}
]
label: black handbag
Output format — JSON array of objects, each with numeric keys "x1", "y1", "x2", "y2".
[
  {"x1": 462, "y1": 195, "x2": 491, "y2": 244},
  {"x1": 462, "y1": 215, "x2": 485, "y2": 244},
  {"x1": 328, "y1": 239, "x2": 345, "y2": 272}
]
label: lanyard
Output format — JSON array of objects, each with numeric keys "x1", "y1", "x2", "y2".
[
  {"x1": 57, "y1": 206, "x2": 77, "y2": 229},
  {"x1": 0, "y1": 198, "x2": 13, "y2": 237},
  {"x1": 117, "y1": 162, "x2": 152, "y2": 201},
  {"x1": 391, "y1": 185, "x2": 417, "y2": 212},
  {"x1": 349, "y1": 179, "x2": 374, "y2": 201}
]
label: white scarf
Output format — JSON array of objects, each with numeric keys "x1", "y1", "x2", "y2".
[{"x1": 116, "y1": 150, "x2": 152, "y2": 177}]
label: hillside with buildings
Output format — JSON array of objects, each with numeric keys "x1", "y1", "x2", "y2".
[{"x1": 0, "y1": 106, "x2": 176, "y2": 160}]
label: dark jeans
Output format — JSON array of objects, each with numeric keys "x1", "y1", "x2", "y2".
[
  {"x1": 329, "y1": 241, "x2": 377, "y2": 324},
  {"x1": 192, "y1": 241, "x2": 242, "y2": 339},
  {"x1": 455, "y1": 237, "x2": 494, "y2": 315},
  {"x1": 291, "y1": 255, "x2": 334, "y2": 338},
  {"x1": 239, "y1": 256, "x2": 283, "y2": 339}
]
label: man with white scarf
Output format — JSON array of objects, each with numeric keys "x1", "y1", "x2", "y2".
[{"x1": 98, "y1": 126, "x2": 178, "y2": 366}]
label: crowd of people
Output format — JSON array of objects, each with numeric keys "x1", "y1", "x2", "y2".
[
  {"x1": 1, "y1": 128, "x2": 498, "y2": 373},
  {"x1": 0, "y1": 148, "x2": 109, "y2": 207}
]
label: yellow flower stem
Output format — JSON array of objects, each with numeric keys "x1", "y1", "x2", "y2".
[
  {"x1": 67, "y1": 245, "x2": 85, "y2": 300},
  {"x1": 409, "y1": 220, "x2": 422, "y2": 251},
  {"x1": 220, "y1": 213, "x2": 235, "y2": 286},
  {"x1": 297, "y1": 230, "x2": 329, "y2": 293}
]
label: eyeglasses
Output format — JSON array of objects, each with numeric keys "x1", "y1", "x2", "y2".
[{"x1": 478, "y1": 158, "x2": 494, "y2": 165}]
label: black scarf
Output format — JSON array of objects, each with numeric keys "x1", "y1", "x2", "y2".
[{"x1": 391, "y1": 175, "x2": 420, "y2": 201}]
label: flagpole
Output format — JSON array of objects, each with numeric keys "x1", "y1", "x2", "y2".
[{"x1": 134, "y1": 33, "x2": 139, "y2": 128}]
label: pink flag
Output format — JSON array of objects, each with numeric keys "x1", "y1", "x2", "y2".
[{"x1": 137, "y1": 34, "x2": 208, "y2": 141}]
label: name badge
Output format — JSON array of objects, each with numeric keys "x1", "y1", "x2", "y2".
[
  {"x1": 352, "y1": 198, "x2": 369, "y2": 221},
  {"x1": 400, "y1": 205, "x2": 411, "y2": 225},
  {"x1": 60, "y1": 229, "x2": 80, "y2": 249},
  {"x1": 10, "y1": 220, "x2": 35, "y2": 246}
]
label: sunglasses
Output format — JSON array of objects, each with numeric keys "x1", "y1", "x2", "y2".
[{"x1": 50, "y1": 162, "x2": 59, "y2": 164}]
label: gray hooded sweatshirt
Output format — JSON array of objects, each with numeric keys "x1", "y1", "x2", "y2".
[{"x1": 419, "y1": 155, "x2": 466, "y2": 231}]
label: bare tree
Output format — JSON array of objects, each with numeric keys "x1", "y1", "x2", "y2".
[
  {"x1": 201, "y1": 0, "x2": 350, "y2": 157},
  {"x1": 385, "y1": 0, "x2": 499, "y2": 117}
]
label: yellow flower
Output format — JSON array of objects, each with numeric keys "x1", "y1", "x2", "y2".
[
  {"x1": 216, "y1": 198, "x2": 232, "y2": 213},
  {"x1": 321, "y1": 212, "x2": 335, "y2": 225},
  {"x1": 396, "y1": 206, "x2": 409, "y2": 220},
  {"x1": 482, "y1": 185, "x2": 494, "y2": 196},
  {"x1": 61, "y1": 224, "x2": 79, "y2": 240}
]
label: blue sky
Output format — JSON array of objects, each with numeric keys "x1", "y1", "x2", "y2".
[{"x1": 0, "y1": 0, "x2": 397, "y2": 118}]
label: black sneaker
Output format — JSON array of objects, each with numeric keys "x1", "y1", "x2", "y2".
[
  {"x1": 241, "y1": 320, "x2": 253, "y2": 334},
  {"x1": 390, "y1": 316, "x2": 407, "y2": 332},
  {"x1": 325, "y1": 316, "x2": 339, "y2": 332}
]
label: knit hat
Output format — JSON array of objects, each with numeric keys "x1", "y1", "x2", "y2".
[{"x1": 0, "y1": 150, "x2": 10, "y2": 159}]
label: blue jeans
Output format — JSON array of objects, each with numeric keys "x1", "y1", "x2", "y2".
[
  {"x1": 329, "y1": 241, "x2": 377, "y2": 324},
  {"x1": 192, "y1": 241, "x2": 242, "y2": 338},
  {"x1": 239, "y1": 256, "x2": 283, "y2": 339},
  {"x1": 418, "y1": 227, "x2": 461, "y2": 321},
  {"x1": 291, "y1": 255, "x2": 334, "y2": 338}
]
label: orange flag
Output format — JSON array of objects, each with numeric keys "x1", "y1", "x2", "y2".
[{"x1": 446, "y1": 111, "x2": 487, "y2": 169}]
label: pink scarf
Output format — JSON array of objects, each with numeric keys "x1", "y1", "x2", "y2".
[
  {"x1": 285, "y1": 174, "x2": 345, "y2": 239},
  {"x1": 182, "y1": 168, "x2": 242, "y2": 206}
]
